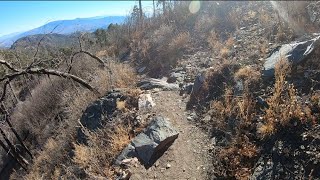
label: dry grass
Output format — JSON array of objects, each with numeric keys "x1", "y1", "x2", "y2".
[
  {"x1": 207, "y1": 31, "x2": 222, "y2": 51},
  {"x1": 73, "y1": 124, "x2": 132, "y2": 178},
  {"x1": 169, "y1": 31, "x2": 190, "y2": 51},
  {"x1": 234, "y1": 66, "x2": 260, "y2": 80},
  {"x1": 220, "y1": 47, "x2": 230, "y2": 58}
]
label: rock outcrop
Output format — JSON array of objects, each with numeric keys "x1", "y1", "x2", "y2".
[
  {"x1": 138, "y1": 78, "x2": 179, "y2": 91},
  {"x1": 77, "y1": 90, "x2": 126, "y2": 144},
  {"x1": 263, "y1": 35, "x2": 320, "y2": 77}
]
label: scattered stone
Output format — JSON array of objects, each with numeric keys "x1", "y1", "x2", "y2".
[
  {"x1": 307, "y1": 1, "x2": 320, "y2": 24},
  {"x1": 250, "y1": 158, "x2": 276, "y2": 180},
  {"x1": 202, "y1": 115, "x2": 211, "y2": 123},
  {"x1": 138, "y1": 93, "x2": 156, "y2": 110},
  {"x1": 166, "y1": 163, "x2": 171, "y2": 169},
  {"x1": 155, "y1": 161, "x2": 160, "y2": 167},
  {"x1": 121, "y1": 157, "x2": 139, "y2": 167},
  {"x1": 167, "y1": 72, "x2": 185, "y2": 83},
  {"x1": 116, "y1": 169, "x2": 132, "y2": 180},
  {"x1": 179, "y1": 83, "x2": 194, "y2": 96}
]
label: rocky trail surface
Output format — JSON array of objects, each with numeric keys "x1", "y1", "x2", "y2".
[{"x1": 128, "y1": 90, "x2": 212, "y2": 180}]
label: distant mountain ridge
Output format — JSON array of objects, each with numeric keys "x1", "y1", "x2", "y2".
[{"x1": 0, "y1": 16, "x2": 126, "y2": 48}]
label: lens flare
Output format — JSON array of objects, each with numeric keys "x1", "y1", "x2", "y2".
[{"x1": 189, "y1": 1, "x2": 201, "y2": 14}]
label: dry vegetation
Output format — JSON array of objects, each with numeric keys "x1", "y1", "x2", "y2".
[
  {"x1": 1, "y1": 53, "x2": 139, "y2": 178},
  {"x1": 191, "y1": 56, "x2": 319, "y2": 178}
]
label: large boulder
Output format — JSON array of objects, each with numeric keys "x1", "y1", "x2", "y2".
[
  {"x1": 77, "y1": 90, "x2": 126, "y2": 144},
  {"x1": 263, "y1": 35, "x2": 320, "y2": 78},
  {"x1": 138, "y1": 78, "x2": 179, "y2": 91},
  {"x1": 115, "y1": 116, "x2": 179, "y2": 168}
]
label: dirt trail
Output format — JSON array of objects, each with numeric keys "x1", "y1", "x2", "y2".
[{"x1": 129, "y1": 90, "x2": 211, "y2": 180}]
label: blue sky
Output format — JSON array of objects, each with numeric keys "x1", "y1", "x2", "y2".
[{"x1": 0, "y1": 1, "x2": 154, "y2": 37}]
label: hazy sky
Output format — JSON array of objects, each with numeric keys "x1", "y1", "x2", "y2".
[{"x1": 0, "y1": 1, "x2": 154, "y2": 37}]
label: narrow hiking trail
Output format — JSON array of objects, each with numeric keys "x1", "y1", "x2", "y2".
[{"x1": 129, "y1": 90, "x2": 211, "y2": 180}]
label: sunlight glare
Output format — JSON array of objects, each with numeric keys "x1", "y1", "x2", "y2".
[{"x1": 189, "y1": 1, "x2": 201, "y2": 14}]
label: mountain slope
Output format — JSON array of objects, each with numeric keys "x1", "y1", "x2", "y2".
[{"x1": 0, "y1": 16, "x2": 125, "y2": 48}]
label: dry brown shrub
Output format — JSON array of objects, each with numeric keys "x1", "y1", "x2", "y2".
[
  {"x1": 11, "y1": 77, "x2": 71, "y2": 144},
  {"x1": 220, "y1": 47, "x2": 230, "y2": 58},
  {"x1": 73, "y1": 124, "x2": 132, "y2": 178},
  {"x1": 258, "y1": 57, "x2": 314, "y2": 138},
  {"x1": 169, "y1": 31, "x2": 190, "y2": 50},
  {"x1": 152, "y1": 24, "x2": 174, "y2": 45},
  {"x1": 234, "y1": 66, "x2": 261, "y2": 85},
  {"x1": 20, "y1": 138, "x2": 73, "y2": 180},
  {"x1": 218, "y1": 135, "x2": 259, "y2": 179},
  {"x1": 195, "y1": 14, "x2": 218, "y2": 38},
  {"x1": 108, "y1": 62, "x2": 137, "y2": 88},
  {"x1": 207, "y1": 31, "x2": 222, "y2": 51}
]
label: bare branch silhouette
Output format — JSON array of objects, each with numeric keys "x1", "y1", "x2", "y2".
[{"x1": 0, "y1": 60, "x2": 20, "y2": 72}]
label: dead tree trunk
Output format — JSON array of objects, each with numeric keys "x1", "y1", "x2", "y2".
[
  {"x1": 0, "y1": 139, "x2": 27, "y2": 171},
  {"x1": 0, "y1": 128, "x2": 29, "y2": 167},
  {"x1": 0, "y1": 103, "x2": 33, "y2": 159}
]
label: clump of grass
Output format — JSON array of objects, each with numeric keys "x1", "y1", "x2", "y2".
[{"x1": 73, "y1": 124, "x2": 132, "y2": 178}]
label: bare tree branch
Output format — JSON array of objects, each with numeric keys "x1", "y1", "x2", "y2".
[
  {"x1": 0, "y1": 138, "x2": 27, "y2": 171},
  {"x1": 0, "y1": 81, "x2": 9, "y2": 102},
  {"x1": 32, "y1": 25, "x2": 60, "y2": 61},
  {"x1": 67, "y1": 50, "x2": 106, "y2": 73},
  {"x1": 27, "y1": 68, "x2": 99, "y2": 93},
  {"x1": 0, "y1": 63, "x2": 97, "y2": 94},
  {"x1": 0, "y1": 128, "x2": 29, "y2": 166},
  {"x1": 0, "y1": 60, "x2": 20, "y2": 72}
]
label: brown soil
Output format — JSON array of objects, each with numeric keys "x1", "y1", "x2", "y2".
[{"x1": 129, "y1": 90, "x2": 211, "y2": 180}]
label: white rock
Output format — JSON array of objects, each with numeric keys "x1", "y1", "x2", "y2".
[
  {"x1": 138, "y1": 93, "x2": 156, "y2": 110},
  {"x1": 166, "y1": 163, "x2": 171, "y2": 169}
]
